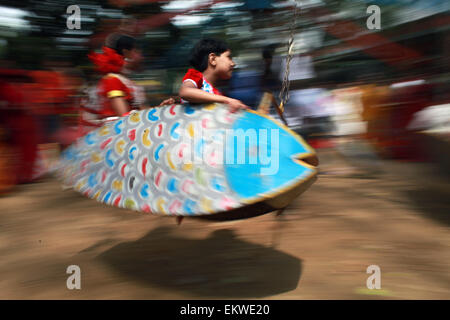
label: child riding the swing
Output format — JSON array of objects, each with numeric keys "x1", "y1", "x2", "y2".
[
  {"x1": 85, "y1": 34, "x2": 174, "y2": 129},
  {"x1": 179, "y1": 38, "x2": 249, "y2": 113}
]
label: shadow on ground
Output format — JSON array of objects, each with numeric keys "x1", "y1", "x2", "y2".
[
  {"x1": 98, "y1": 226, "x2": 302, "y2": 298},
  {"x1": 405, "y1": 187, "x2": 450, "y2": 226}
]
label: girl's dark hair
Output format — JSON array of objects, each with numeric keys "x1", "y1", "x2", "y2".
[
  {"x1": 108, "y1": 34, "x2": 136, "y2": 56},
  {"x1": 189, "y1": 38, "x2": 229, "y2": 72}
]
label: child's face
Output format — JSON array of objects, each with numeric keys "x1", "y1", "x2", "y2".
[
  {"x1": 123, "y1": 48, "x2": 143, "y2": 71},
  {"x1": 214, "y1": 50, "x2": 235, "y2": 80}
]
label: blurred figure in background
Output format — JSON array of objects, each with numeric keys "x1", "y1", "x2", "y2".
[
  {"x1": 228, "y1": 44, "x2": 281, "y2": 110},
  {"x1": 83, "y1": 34, "x2": 173, "y2": 134},
  {"x1": 87, "y1": 34, "x2": 146, "y2": 119},
  {"x1": 28, "y1": 63, "x2": 71, "y2": 144},
  {"x1": 330, "y1": 82, "x2": 366, "y2": 138},
  {"x1": 387, "y1": 76, "x2": 433, "y2": 160},
  {"x1": 261, "y1": 44, "x2": 280, "y2": 93},
  {"x1": 360, "y1": 76, "x2": 392, "y2": 157},
  {"x1": 0, "y1": 69, "x2": 39, "y2": 189},
  {"x1": 287, "y1": 84, "x2": 335, "y2": 140}
]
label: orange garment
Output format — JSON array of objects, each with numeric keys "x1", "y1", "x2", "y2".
[{"x1": 28, "y1": 70, "x2": 70, "y2": 115}]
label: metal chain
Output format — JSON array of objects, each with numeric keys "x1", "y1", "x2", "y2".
[{"x1": 278, "y1": 1, "x2": 300, "y2": 113}]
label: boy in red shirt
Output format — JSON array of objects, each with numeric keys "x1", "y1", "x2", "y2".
[{"x1": 179, "y1": 38, "x2": 249, "y2": 113}]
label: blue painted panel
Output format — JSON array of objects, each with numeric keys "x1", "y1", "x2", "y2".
[{"x1": 224, "y1": 112, "x2": 314, "y2": 200}]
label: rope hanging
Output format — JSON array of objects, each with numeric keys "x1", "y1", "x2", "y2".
[{"x1": 278, "y1": 1, "x2": 300, "y2": 114}]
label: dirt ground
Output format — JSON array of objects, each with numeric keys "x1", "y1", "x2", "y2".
[{"x1": 0, "y1": 148, "x2": 449, "y2": 299}]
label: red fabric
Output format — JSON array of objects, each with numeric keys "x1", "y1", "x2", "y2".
[
  {"x1": 98, "y1": 75, "x2": 134, "y2": 117},
  {"x1": 182, "y1": 68, "x2": 203, "y2": 88},
  {"x1": 182, "y1": 68, "x2": 222, "y2": 95},
  {"x1": 27, "y1": 70, "x2": 71, "y2": 115},
  {"x1": 0, "y1": 83, "x2": 39, "y2": 183},
  {"x1": 307, "y1": 138, "x2": 336, "y2": 149},
  {"x1": 88, "y1": 47, "x2": 125, "y2": 74}
]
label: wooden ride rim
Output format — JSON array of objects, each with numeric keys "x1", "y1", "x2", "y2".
[{"x1": 185, "y1": 172, "x2": 317, "y2": 222}]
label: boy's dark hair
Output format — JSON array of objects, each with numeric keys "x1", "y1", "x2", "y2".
[
  {"x1": 189, "y1": 38, "x2": 229, "y2": 72},
  {"x1": 107, "y1": 34, "x2": 137, "y2": 56}
]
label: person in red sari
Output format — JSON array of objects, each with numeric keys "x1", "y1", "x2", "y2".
[
  {"x1": 0, "y1": 73, "x2": 39, "y2": 188},
  {"x1": 179, "y1": 38, "x2": 248, "y2": 112}
]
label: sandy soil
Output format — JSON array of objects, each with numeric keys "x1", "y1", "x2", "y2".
[{"x1": 0, "y1": 149, "x2": 449, "y2": 299}]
